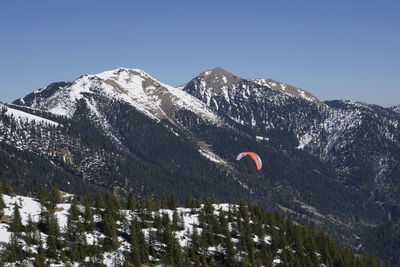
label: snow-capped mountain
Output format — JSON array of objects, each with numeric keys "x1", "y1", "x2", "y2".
[
  {"x1": 3, "y1": 67, "x2": 400, "y2": 263},
  {"x1": 14, "y1": 68, "x2": 220, "y2": 124}
]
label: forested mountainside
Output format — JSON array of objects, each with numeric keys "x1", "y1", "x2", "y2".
[
  {"x1": 0, "y1": 186, "x2": 382, "y2": 267},
  {"x1": 1, "y1": 67, "x2": 398, "y2": 264}
]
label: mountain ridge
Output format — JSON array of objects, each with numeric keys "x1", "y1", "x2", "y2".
[{"x1": 3, "y1": 67, "x2": 400, "y2": 264}]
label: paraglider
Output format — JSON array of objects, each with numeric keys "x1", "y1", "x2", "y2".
[{"x1": 236, "y1": 152, "x2": 262, "y2": 170}]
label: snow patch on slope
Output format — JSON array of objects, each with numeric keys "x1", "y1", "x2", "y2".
[
  {"x1": 1, "y1": 104, "x2": 59, "y2": 126},
  {"x1": 198, "y1": 148, "x2": 227, "y2": 165}
]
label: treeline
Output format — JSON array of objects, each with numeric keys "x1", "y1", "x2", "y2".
[{"x1": 0, "y1": 185, "x2": 385, "y2": 267}]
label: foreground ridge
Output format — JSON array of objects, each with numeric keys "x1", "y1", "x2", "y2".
[{"x1": 0, "y1": 188, "x2": 381, "y2": 267}]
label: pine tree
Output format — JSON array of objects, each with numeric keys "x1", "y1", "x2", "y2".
[
  {"x1": 83, "y1": 199, "x2": 94, "y2": 232},
  {"x1": 2, "y1": 180, "x2": 13, "y2": 195},
  {"x1": 167, "y1": 195, "x2": 178, "y2": 210},
  {"x1": 135, "y1": 220, "x2": 149, "y2": 264},
  {"x1": 161, "y1": 223, "x2": 183, "y2": 266},
  {"x1": 129, "y1": 219, "x2": 142, "y2": 267},
  {"x1": 188, "y1": 227, "x2": 201, "y2": 266},
  {"x1": 51, "y1": 187, "x2": 62, "y2": 204},
  {"x1": 46, "y1": 211, "x2": 60, "y2": 259},
  {"x1": 0, "y1": 192, "x2": 6, "y2": 218},
  {"x1": 172, "y1": 209, "x2": 183, "y2": 231},
  {"x1": 25, "y1": 214, "x2": 38, "y2": 246},
  {"x1": 69, "y1": 197, "x2": 80, "y2": 221},
  {"x1": 222, "y1": 213, "x2": 236, "y2": 267},
  {"x1": 6, "y1": 233, "x2": 24, "y2": 263},
  {"x1": 48, "y1": 187, "x2": 61, "y2": 211},
  {"x1": 94, "y1": 192, "x2": 106, "y2": 211},
  {"x1": 38, "y1": 187, "x2": 48, "y2": 207},
  {"x1": 66, "y1": 212, "x2": 78, "y2": 243},
  {"x1": 34, "y1": 240, "x2": 47, "y2": 267},
  {"x1": 9, "y1": 202, "x2": 23, "y2": 234},
  {"x1": 101, "y1": 206, "x2": 119, "y2": 251},
  {"x1": 105, "y1": 192, "x2": 121, "y2": 216},
  {"x1": 126, "y1": 192, "x2": 137, "y2": 210}
]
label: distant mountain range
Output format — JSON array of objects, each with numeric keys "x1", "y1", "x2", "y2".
[{"x1": 1, "y1": 67, "x2": 399, "y2": 264}]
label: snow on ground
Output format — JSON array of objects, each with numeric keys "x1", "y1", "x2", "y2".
[
  {"x1": 2, "y1": 195, "x2": 42, "y2": 224},
  {"x1": 102, "y1": 251, "x2": 125, "y2": 266},
  {"x1": 256, "y1": 135, "x2": 270, "y2": 142},
  {"x1": 296, "y1": 132, "x2": 313, "y2": 149},
  {"x1": 198, "y1": 148, "x2": 228, "y2": 165},
  {"x1": 0, "y1": 223, "x2": 11, "y2": 244},
  {"x1": 55, "y1": 203, "x2": 71, "y2": 230},
  {"x1": 264, "y1": 235, "x2": 272, "y2": 245},
  {"x1": 2, "y1": 104, "x2": 59, "y2": 126},
  {"x1": 272, "y1": 258, "x2": 282, "y2": 266},
  {"x1": 0, "y1": 194, "x2": 276, "y2": 266}
]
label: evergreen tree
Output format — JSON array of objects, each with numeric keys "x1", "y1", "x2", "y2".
[
  {"x1": 69, "y1": 197, "x2": 80, "y2": 221},
  {"x1": 9, "y1": 202, "x2": 23, "y2": 234},
  {"x1": 172, "y1": 209, "x2": 184, "y2": 231},
  {"x1": 83, "y1": 197, "x2": 94, "y2": 232},
  {"x1": 25, "y1": 214, "x2": 38, "y2": 246},
  {"x1": 221, "y1": 212, "x2": 236, "y2": 266},
  {"x1": 49, "y1": 187, "x2": 62, "y2": 206},
  {"x1": 126, "y1": 192, "x2": 137, "y2": 210},
  {"x1": 94, "y1": 192, "x2": 106, "y2": 211},
  {"x1": 188, "y1": 227, "x2": 201, "y2": 266},
  {"x1": 66, "y1": 212, "x2": 78, "y2": 243},
  {"x1": 129, "y1": 219, "x2": 142, "y2": 266},
  {"x1": 34, "y1": 240, "x2": 47, "y2": 267},
  {"x1": 161, "y1": 223, "x2": 183, "y2": 266},
  {"x1": 46, "y1": 211, "x2": 60, "y2": 259},
  {"x1": 38, "y1": 187, "x2": 48, "y2": 207},
  {"x1": 101, "y1": 206, "x2": 119, "y2": 250},
  {"x1": 1, "y1": 180, "x2": 13, "y2": 195},
  {"x1": 0, "y1": 192, "x2": 5, "y2": 218},
  {"x1": 167, "y1": 195, "x2": 178, "y2": 210},
  {"x1": 5, "y1": 233, "x2": 24, "y2": 263}
]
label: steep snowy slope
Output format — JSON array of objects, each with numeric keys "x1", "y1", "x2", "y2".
[
  {"x1": 0, "y1": 103, "x2": 58, "y2": 127},
  {"x1": 14, "y1": 68, "x2": 221, "y2": 125}
]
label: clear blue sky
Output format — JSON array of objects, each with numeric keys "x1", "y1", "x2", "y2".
[{"x1": 1, "y1": 0, "x2": 399, "y2": 107}]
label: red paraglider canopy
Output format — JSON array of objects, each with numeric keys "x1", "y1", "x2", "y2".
[{"x1": 236, "y1": 152, "x2": 262, "y2": 170}]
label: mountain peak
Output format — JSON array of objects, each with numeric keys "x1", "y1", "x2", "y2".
[
  {"x1": 198, "y1": 67, "x2": 242, "y2": 85},
  {"x1": 94, "y1": 67, "x2": 149, "y2": 80},
  {"x1": 182, "y1": 67, "x2": 243, "y2": 101}
]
